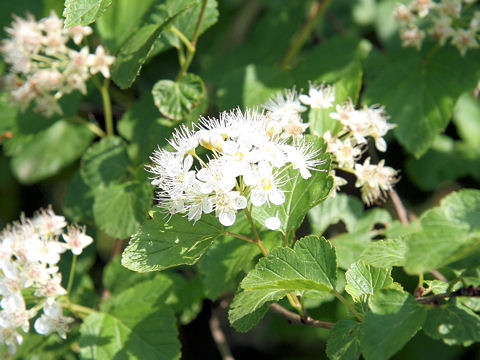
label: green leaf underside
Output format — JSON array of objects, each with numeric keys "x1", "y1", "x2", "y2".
[
  {"x1": 93, "y1": 182, "x2": 153, "y2": 239},
  {"x1": 122, "y1": 211, "x2": 224, "y2": 272},
  {"x1": 360, "y1": 238, "x2": 407, "y2": 267},
  {"x1": 79, "y1": 276, "x2": 180, "y2": 360},
  {"x1": 63, "y1": 0, "x2": 112, "y2": 28},
  {"x1": 345, "y1": 262, "x2": 395, "y2": 301},
  {"x1": 9, "y1": 119, "x2": 94, "y2": 184},
  {"x1": 360, "y1": 289, "x2": 426, "y2": 360},
  {"x1": 152, "y1": 73, "x2": 205, "y2": 121},
  {"x1": 252, "y1": 136, "x2": 333, "y2": 234},
  {"x1": 80, "y1": 136, "x2": 129, "y2": 189},
  {"x1": 364, "y1": 47, "x2": 480, "y2": 157},
  {"x1": 326, "y1": 320, "x2": 361, "y2": 360},
  {"x1": 423, "y1": 304, "x2": 480, "y2": 346},
  {"x1": 405, "y1": 189, "x2": 480, "y2": 274},
  {"x1": 111, "y1": 8, "x2": 187, "y2": 89},
  {"x1": 229, "y1": 236, "x2": 337, "y2": 332}
]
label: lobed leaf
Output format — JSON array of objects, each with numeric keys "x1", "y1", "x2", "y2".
[{"x1": 122, "y1": 211, "x2": 224, "y2": 272}]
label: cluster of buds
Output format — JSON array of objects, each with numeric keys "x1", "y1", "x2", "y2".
[
  {"x1": 147, "y1": 108, "x2": 324, "y2": 230},
  {"x1": 393, "y1": 0, "x2": 480, "y2": 55},
  {"x1": 0, "y1": 207, "x2": 93, "y2": 354},
  {"x1": 0, "y1": 12, "x2": 115, "y2": 117}
]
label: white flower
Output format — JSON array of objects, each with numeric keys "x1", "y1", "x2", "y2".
[
  {"x1": 167, "y1": 124, "x2": 199, "y2": 156},
  {"x1": 400, "y1": 25, "x2": 426, "y2": 50},
  {"x1": 68, "y1": 25, "x2": 93, "y2": 45},
  {"x1": 429, "y1": 16, "x2": 454, "y2": 46},
  {"x1": 264, "y1": 89, "x2": 306, "y2": 124},
  {"x1": 355, "y1": 158, "x2": 398, "y2": 205},
  {"x1": 299, "y1": 83, "x2": 336, "y2": 109},
  {"x1": 62, "y1": 225, "x2": 93, "y2": 255},
  {"x1": 438, "y1": 0, "x2": 462, "y2": 18},
  {"x1": 34, "y1": 299, "x2": 73, "y2": 339},
  {"x1": 34, "y1": 274, "x2": 67, "y2": 298},
  {"x1": 283, "y1": 139, "x2": 325, "y2": 179},
  {"x1": 87, "y1": 45, "x2": 115, "y2": 78},
  {"x1": 24, "y1": 238, "x2": 66, "y2": 265},
  {"x1": 451, "y1": 28, "x2": 479, "y2": 56},
  {"x1": 411, "y1": 0, "x2": 436, "y2": 18},
  {"x1": 214, "y1": 191, "x2": 247, "y2": 226},
  {"x1": 265, "y1": 213, "x2": 281, "y2": 230},
  {"x1": 393, "y1": 4, "x2": 414, "y2": 25},
  {"x1": 249, "y1": 162, "x2": 286, "y2": 207},
  {"x1": 32, "y1": 207, "x2": 67, "y2": 236}
]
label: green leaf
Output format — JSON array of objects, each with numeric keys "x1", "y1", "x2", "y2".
[
  {"x1": 79, "y1": 276, "x2": 180, "y2": 360},
  {"x1": 326, "y1": 320, "x2": 361, "y2": 360},
  {"x1": 229, "y1": 236, "x2": 337, "y2": 331},
  {"x1": 360, "y1": 289, "x2": 427, "y2": 360},
  {"x1": 95, "y1": 0, "x2": 157, "y2": 52},
  {"x1": 406, "y1": 135, "x2": 480, "y2": 191},
  {"x1": 228, "y1": 290, "x2": 275, "y2": 332},
  {"x1": 63, "y1": 170, "x2": 95, "y2": 222},
  {"x1": 364, "y1": 47, "x2": 480, "y2": 157},
  {"x1": 197, "y1": 216, "x2": 262, "y2": 300},
  {"x1": 423, "y1": 304, "x2": 480, "y2": 346},
  {"x1": 80, "y1": 136, "x2": 129, "y2": 189},
  {"x1": 252, "y1": 136, "x2": 333, "y2": 235},
  {"x1": 360, "y1": 238, "x2": 407, "y2": 267},
  {"x1": 198, "y1": 215, "x2": 281, "y2": 300},
  {"x1": 8, "y1": 119, "x2": 94, "y2": 184},
  {"x1": 453, "y1": 92, "x2": 480, "y2": 147},
  {"x1": 165, "y1": 272, "x2": 204, "y2": 325},
  {"x1": 63, "y1": 0, "x2": 112, "y2": 28},
  {"x1": 111, "y1": 9, "x2": 185, "y2": 89},
  {"x1": 345, "y1": 262, "x2": 396, "y2": 302},
  {"x1": 117, "y1": 94, "x2": 175, "y2": 164},
  {"x1": 152, "y1": 73, "x2": 205, "y2": 121},
  {"x1": 103, "y1": 256, "x2": 155, "y2": 294},
  {"x1": 217, "y1": 64, "x2": 293, "y2": 110},
  {"x1": 93, "y1": 182, "x2": 153, "y2": 239},
  {"x1": 405, "y1": 189, "x2": 480, "y2": 274},
  {"x1": 309, "y1": 193, "x2": 390, "y2": 235},
  {"x1": 122, "y1": 211, "x2": 224, "y2": 272},
  {"x1": 308, "y1": 193, "x2": 391, "y2": 269}
]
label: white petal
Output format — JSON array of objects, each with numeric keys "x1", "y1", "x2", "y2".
[
  {"x1": 251, "y1": 190, "x2": 266, "y2": 207},
  {"x1": 300, "y1": 167, "x2": 311, "y2": 179},
  {"x1": 232, "y1": 195, "x2": 247, "y2": 210},
  {"x1": 269, "y1": 190, "x2": 285, "y2": 205},
  {"x1": 219, "y1": 210, "x2": 236, "y2": 226},
  {"x1": 375, "y1": 137, "x2": 387, "y2": 152},
  {"x1": 34, "y1": 316, "x2": 52, "y2": 335},
  {"x1": 265, "y1": 216, "x2": 281, "y2": 230},
  {"x1": 299, "y1": 94, "x2": 312, "y2": 106}
]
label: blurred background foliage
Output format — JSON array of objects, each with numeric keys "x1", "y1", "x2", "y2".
[{"x1": 0, "y1": 0, "x2": 479, "y2": 359}]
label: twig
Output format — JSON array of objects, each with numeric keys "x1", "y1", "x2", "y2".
[
  {"x1": 417, "y1": 286, "x2": 480, "y2": 304},
  {"x1": 429, "y1": 269, "x2": 447, "y2": 282},
  {"x1": 209, "y1": 310, "x2": 235, "y2": 360},
  {"x1": 280, "y1": 0, "x2": 333, "y2": 69},
  {"x1": 270, "y1": 303, "x2": 335, "y2": 329},
  {"x1": 388, "y1": 188, "x2": 409, "y2": 226}
]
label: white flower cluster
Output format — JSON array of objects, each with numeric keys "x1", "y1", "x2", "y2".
[
  {"x1": 147, "y1": 108, "x2": 324, "y2": 230},
  {"x1": 0, "y1": 12, "x2": 115, "y2": 117},
  {"x1": 260, "y1": 83, "x2": 398, "y2": 205},
  {"x1": 323, "y1": 101, "x2": 398, "y2": 205},
  {"x1": 0, "y1": 207, "x2": 93, "y2": 354},
  {"x1": 393, "y1": 0, "x2": 480, "y2": 55}
]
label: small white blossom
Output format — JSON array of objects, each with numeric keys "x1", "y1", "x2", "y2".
[
  {"x1": 34, "y1": 299, "x2": 74, "y2": 339},
  {"x1": 62, "y1": 225, "x2": 93, "y2": 255},
  {"x1": 451, "y1": 28, "x2": 479, "y2": 55},
  {"x1": 400, "y1": 25, "x2": 426, "y2": 50},
  {"x1": 265, "y1": 214, "x2": 281, "y2": 231},
  {"x1": 299, "y1": 83, "x2": 336, "y2": 109},
  {"x1": 87, "y1": 45, "x2": 115, "y2": 78}
]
